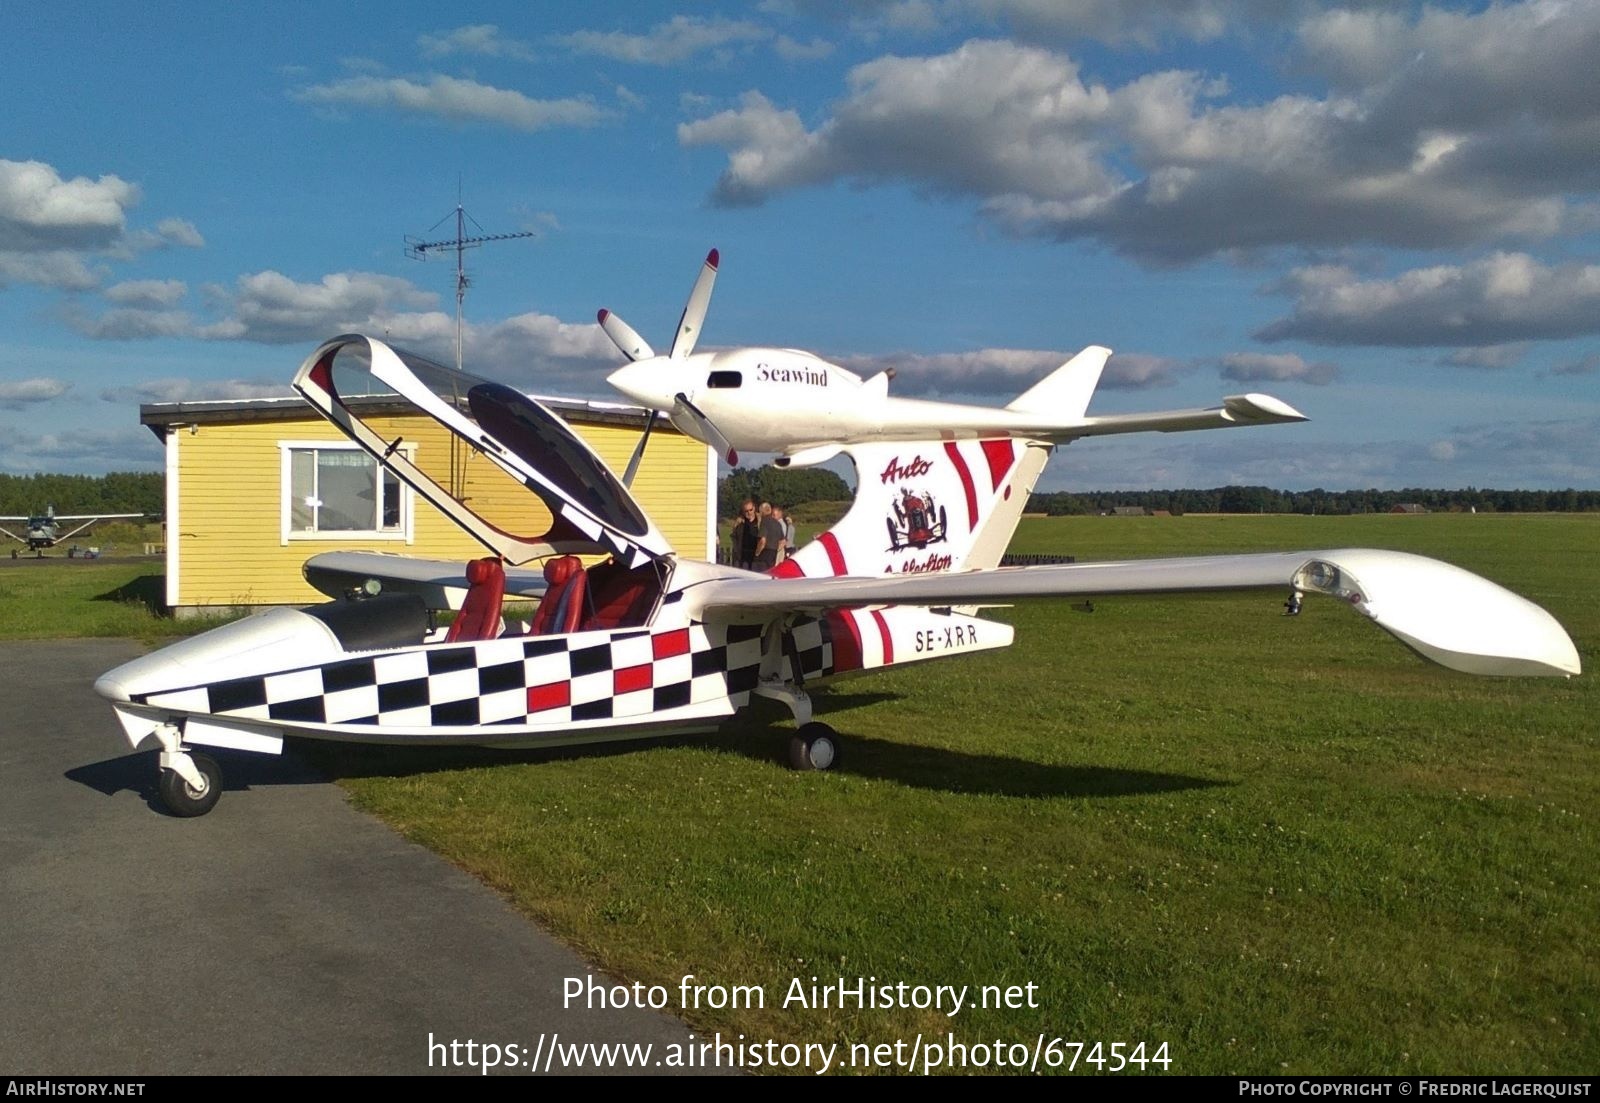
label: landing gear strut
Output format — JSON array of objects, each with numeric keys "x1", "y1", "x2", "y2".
[
  {"x1": 150, "y1": 722, "x2": 224, "y2": 816},
  {"x1": 159, "y1": 750, "x2": 222, "y2": 817}
]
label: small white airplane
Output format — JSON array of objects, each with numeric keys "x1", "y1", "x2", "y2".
[
  {"x1": 95, "y1": 335, "x2": 1579, "y2": 818},
  {"x1": 599, "y1": 249, "x2": 1307, "y2": 469},
  {"x1": 0, "y1": 505, "x2": 142, "y2": 558}
]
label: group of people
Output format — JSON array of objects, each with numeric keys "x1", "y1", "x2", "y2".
[{"x1": 730, "y1": 499, "x2": 796, "y2": 571}]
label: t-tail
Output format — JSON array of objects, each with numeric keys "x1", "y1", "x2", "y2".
[{"x1": 773, "y1": 438, "x2": 1050, "y2": 579}]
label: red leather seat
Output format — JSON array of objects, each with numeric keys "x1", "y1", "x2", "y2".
[
  {"x1": 445, "y1": 557, "x2": 506, "y2": 643},
  {"x1": 528, "y1": 555, "x2": 588, "y2": 636}
]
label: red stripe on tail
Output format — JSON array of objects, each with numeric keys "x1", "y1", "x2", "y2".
[
  {"x1": 819, "y1": 531, "x2": 848, "y2": 576},
  {"x1": 943, "y1": 442, "x2": 980, "y2": 532},
  {"x1": 870, "y1": 609, "x2": 894, "y2": 665},
  {"x1": 980, "y1": 439, "x2": 1016, "y2": 491}
]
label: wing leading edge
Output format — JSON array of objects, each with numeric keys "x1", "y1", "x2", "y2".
[{"x1": 684, "y1": 549, "x2": 1581, "y2": 679}]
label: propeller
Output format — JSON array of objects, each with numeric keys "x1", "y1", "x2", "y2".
[
  {"x1": 597, "y1": 309, "x2": 654, "y2": 362},
  {"x1": 598, "y1": 248, "x2": 738, "y2": 478},
  {"x1": 672, "y1": 392, "x2": 737, "y2": 467},
  {"x1": 621, "y1": 411, "x2": 656, "y2": 487}
]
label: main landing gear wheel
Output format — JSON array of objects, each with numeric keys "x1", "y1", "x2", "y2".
[
  {"x1": 159, "y1": 750, "x2": 222, "y2": 817},
  {"x1": 788, "y1": 722, "x2": 840, "y2": 771}
]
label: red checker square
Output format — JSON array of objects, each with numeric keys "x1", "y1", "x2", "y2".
[
  {"x1": 526, "y1": 681, "x2": 571, "y2": 712},
  {"x1": 613, "y1": 664, "x2": 653, "y2": 695},
  {"x1": 652, "y1": 629, "x2": 691, "y2": 660}
]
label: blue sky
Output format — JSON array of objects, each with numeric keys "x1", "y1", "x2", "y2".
[{"x1": 3, "y1": 0, "x2": 1597, "y2": 491}]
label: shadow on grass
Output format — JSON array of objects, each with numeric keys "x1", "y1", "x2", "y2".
[
  {"x1": 92, "y1": 573, "x2": 166, "y2": 616},
  {"x1": 67, "y1": 687, "x2": 1224, "y2": 805}
]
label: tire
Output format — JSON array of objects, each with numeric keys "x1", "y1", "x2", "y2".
[
  {"x1": 159, "y1": 751, "x2": 223, "y2": 817},
  {"x1": 788, "y1": 722, "x2": 840, "y2": 771}
]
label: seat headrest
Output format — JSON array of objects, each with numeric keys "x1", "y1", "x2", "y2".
[
  {"x1": 466, "y1": 558, "x2": 500, "y2": 585},
  {"x1": 544, "y1": 555, "x2": 581, "y2": 584}
]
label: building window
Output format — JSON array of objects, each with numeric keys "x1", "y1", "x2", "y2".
[{"x1": 279, "y1": 442, "x2": 412, "y2": 542}]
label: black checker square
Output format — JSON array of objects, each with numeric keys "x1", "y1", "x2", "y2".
[
  {"x1": 209, "y1": 677, "x2": 268, "y2": 714},
  {"x1": 726, "y1": 664, "x2": 761, "y2": 694},
  {"x1": 270, "y1": 696, "x2": 328, "y2": 724},
  {"x1": 691, "y1": 646, "x2": 728, "y2": 678},
  {"x1": 377, "y1": 677, "x2": 430, "y2": 713},
  {"x1": 726, "y1": 623, "x2": 763, "y2": 644},
  {"x1": 569, "y1": 644, "x2": 613, "y2": 678},
  {"x1": 522, "y1": 637, "x2": 568, "y2": 659},
  {"x1": 652, "y1": 682, "x2": 691, "y2": 711},
  {"x1": 431, "y1": 699, "x2": 480, "y2": 726},
  {"x1": 477, "y1": 660, "x2": 525, "y2": 696},
  {"x1": 426, "y1": 647, "x2": 478, "y2": 675},
  {"x1": 572, "y1": 698, "x2": 613, "y2": 721},
  {"x1": 322, "y1": 659, "x2": 377, "y2": 693}
]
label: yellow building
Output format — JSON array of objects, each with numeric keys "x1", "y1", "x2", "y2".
[{"x1": 141, "y1": 395, "x2": 713, "y2": 617}]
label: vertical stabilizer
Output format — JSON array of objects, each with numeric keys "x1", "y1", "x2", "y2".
[
  {"x1": 1005, "y1": 345, "x2": 1111, "y2": 418},
  {"x1": 773, "y1": 438, "x2": 1051, "y2": 579}
]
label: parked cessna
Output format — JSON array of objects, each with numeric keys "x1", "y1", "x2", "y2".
[
  {"x1": 1, "y1": 505, "x2": 141, "y2": 558},
  {"x1": 95, "y1": 335, "x2": 1580, "y2": 817},
  {"x1": 599, "y1": 250, "x2": 1307, "y2": 469}
]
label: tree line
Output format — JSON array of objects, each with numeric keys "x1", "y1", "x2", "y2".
[
  {"x1": 1025, "y1": 486, "x2": 1600, "y2": 515},
  {"x1": 0, "y1": 473, "x2": 165, "y2": 518}
]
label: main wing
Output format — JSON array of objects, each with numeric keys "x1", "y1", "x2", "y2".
[{"x1": 682, "y1": 549, "x2": 1580, "y2": 678}]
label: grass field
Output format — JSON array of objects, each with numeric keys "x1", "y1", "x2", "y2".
[
  {"x1": 30, "y1": 515, "x2": 1598, "y2": 1073},
  {"x1": 0, "y1": 558, "x2": 192, "y2": 642}
]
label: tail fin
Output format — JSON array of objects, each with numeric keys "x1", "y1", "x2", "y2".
[
  {"x1": 773, "y1": 438, "x2": 1051, "y2": 579},
  {"x1": 1006, "y1": 345, "x2": 1111, "y2": 417}
]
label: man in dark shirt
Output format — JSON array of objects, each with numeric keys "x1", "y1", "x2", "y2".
[
  {"x1": 754, "y1": 501, "x2": 785, "y2": 571},
  {"x1": 730, "y1": 500, "x2": 760, "y2": 569}
]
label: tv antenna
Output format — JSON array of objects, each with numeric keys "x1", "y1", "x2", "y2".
[{"x1": 405, "y1": 197, "x2": 536, "y2": 371}]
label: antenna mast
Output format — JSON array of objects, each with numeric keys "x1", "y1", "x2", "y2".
[{"x1": 405, "y1": 197, "x2": 536, "y2": 371}]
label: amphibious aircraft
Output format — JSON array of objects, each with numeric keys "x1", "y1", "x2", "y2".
[
  {"x1": 1, "y1": 505, "x2": 141, "y2": 557},
  {"x1": 599, "y1": 250, "x2": 1307, "y2": 469},
  {"x1": 95, "y1": 335, "x2": 1580, "y2": 817}
]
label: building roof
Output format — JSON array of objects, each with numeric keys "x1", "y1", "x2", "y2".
[{"x1": 138, "y1": 393, "x2": 666, "y2": 440}]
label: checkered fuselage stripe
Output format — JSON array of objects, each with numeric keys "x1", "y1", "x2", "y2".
[{"x1": 143, "y1": 619, "x2": 786, "y2": 735}]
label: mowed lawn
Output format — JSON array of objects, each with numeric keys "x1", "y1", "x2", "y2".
[
  {"x1": 28, "y1": 516, "x2": 1596, "y2": 1073},
  {"x1": 320, "y1": 513, "x2": 1596, "y2": 1075}
]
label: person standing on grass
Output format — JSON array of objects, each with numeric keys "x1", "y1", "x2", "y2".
[
  {"x1": 773, "y1": 505, "x2": 796, "y2": 563},
  {"x1": 754, "y1": 501, "x2": 785, "y2": 571},
  {"x1": 731, "y1": 500, "x2": 760, "y2": 570}
]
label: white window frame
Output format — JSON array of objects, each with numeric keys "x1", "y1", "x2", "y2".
[{"x1": 278, "y1": 440, "x2": 415, "y2": 545}]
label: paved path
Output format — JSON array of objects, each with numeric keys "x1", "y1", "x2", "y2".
[{"x1": 0, "y1": 640, "x2": 705, "y2": 1075}]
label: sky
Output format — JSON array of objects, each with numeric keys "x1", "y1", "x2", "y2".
[{"x1": 2, "y1": 0, "x2": 1598, "y2": 492}]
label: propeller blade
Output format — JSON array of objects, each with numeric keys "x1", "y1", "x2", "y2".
[
  {"x1": 672, "y1": 392, "x2": 737, "y2": 466},
  {"x1": 621, "y1": 411, "x2": 656, "y2": 487},
  {"x1": 669, "y1": 248, "x2": 719, "y2": 360},
  {"x1": 597, "y1": 309, "x2": 655, "y2": 362}
]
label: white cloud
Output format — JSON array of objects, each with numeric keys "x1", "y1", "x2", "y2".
[
  {"x1": 681, "y1": 2, "x2": 1600, "y2": 261},
  {"x1": 101, "y1": 378, "x2": 294, "y2": 404},
  {"x1": 0, "y1": 251, "x2": 101, "y2": 291},
  {"x1": 67, "y1": 307, "x2": 196, "y2": 341},
  {"x1": 205, "y1": 270, "x2": 439, "y2": 344},
  {"x1": 1219, "y1": 351, "x2": 1338, "y2": 385},
  {"x1": 104, "y1": 279, "x2": 186, "y2": 308},
  {"x1": 555, "y1": 16, "x2": 771, "y2": 65},
  {"x1": 774, "y1": 35, "x2": 835, "y2": 61},
  {"x1": 1548, "y1": 352, "x2": 1600, "y2": 378},
  {"x1": 0, "y1": 378, "x2": 70, "y2": 410},
  {"x1": 293, "y1": 75, "x2": 610, "y2": 131},
  {"x1": 154, "y1": 218, "x2": 204, "y2": 248},
  {"x1": 833, "y1": 347, "x2": 1185, "y2": 398},
  {"x1": 0, "y1": 425, "x2": 160, "y2": 475},
  {"x1": 0, "y1": 159, "x2": 138, "y2": 252},
  {"x1": 1257, "y1": 253, "x2": 1600, "y2": 347},
  {"x1": 418, "y1": 24, "x2": 535, "y2": 60},
  {"x1": 1438, "y1": 344, "x2": 1529, "y2": 370}
]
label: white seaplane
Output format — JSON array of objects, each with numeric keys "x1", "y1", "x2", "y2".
[
  {"x1": 95, "y1": 335, "x2": 1580, "y2": 817},
  {"x1": 599, "y1": 249, "x2": 1307, "y2": 469}
]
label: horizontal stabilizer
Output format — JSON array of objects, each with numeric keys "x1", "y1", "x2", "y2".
[
  {"x1": 1007, "y1": 345, "x2": 1111, "y2": 418},
  {"x1": 1059, "y1": 392, "x2": 1307, "y2": 438},
  {"x1": 684, "y1": 548, "x2": 1579, "y2": 678}
]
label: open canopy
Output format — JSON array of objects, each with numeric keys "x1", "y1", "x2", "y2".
[{"x1": 292, "y1": 335, "x2": 671, "y2": 566}]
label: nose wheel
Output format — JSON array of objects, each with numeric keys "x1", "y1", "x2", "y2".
[
  {"x1": 158, "y1": 749, "x2": 223, "y2": 817},
  {"x1": 788, "y1": 722, "x2": 840, "y2": 771}
]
